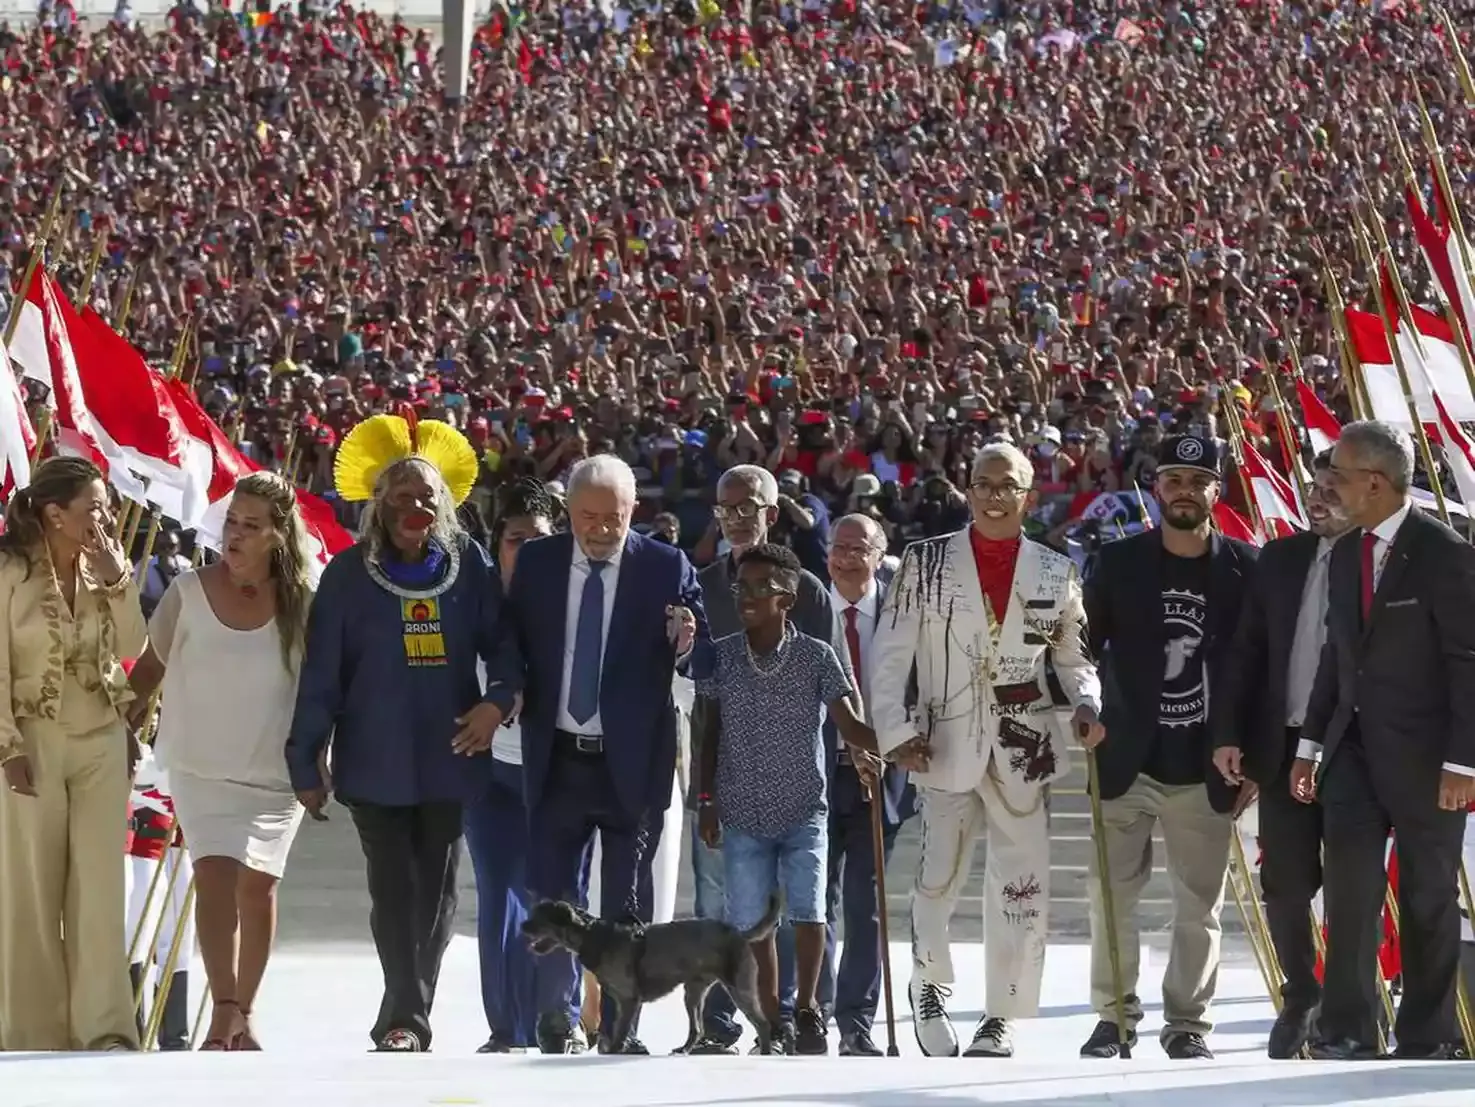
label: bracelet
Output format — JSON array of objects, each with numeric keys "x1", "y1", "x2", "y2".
[{"x1": 696, "y1": 792, "x2": 714, "y2": 808}]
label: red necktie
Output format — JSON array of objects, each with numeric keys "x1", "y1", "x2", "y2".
[
  {"x1": 844, "y1": 606, "x2": 864, "y2": 685},
  {"x1": 1361, "y1": 531, "x2": 1378, "y2": 622}
]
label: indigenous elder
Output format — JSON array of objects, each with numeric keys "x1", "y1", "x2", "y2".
[
  {"x1": 463, "y1": 477, "x2": 555, "y2": 1054},
  {"x1": 1082, "y1": 435, "x2": 1257, "y2": 1061},
  {"x1": 0, "y1": 456, "x2": 145, "y2": 1051},
  {"x1": 505, "y1": 454, "x2": 708, "y2": 1055},
  {"x1": 127, "y1": 472, "x2": 316, "y2": 1051},
  {"x1": 871, "y1": 442, "x2": 1102, "y2": 1059},
  {"x1": 286, "y1": 407, "x2": 519, "y2": 1053}
]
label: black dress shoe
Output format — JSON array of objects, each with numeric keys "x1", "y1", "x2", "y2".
[
  {"x1": 476, "y1": 1032, "x2": 527, "y2": 1054},
  {"x1": 1309, "y1": 1037, "x2": 1382, "y2": 1061},
  {"x1": 839, "y1": 1029, "x2": 884, "y2": 1056},
  {"x1": 676, "y1": 1034, "x2": 739, "y2": 1055},
  {"x1": 597, "y1": 1034, "x2": 649, "y2": 1055},
  {"x1": 1392, "y1": 1042, "x2": 1471, "y2": 1060},
  {"x1": 1268, "y1": 1005, "x2": 1317, "y2": 1060}
]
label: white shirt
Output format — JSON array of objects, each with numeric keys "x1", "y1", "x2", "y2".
[
  {"x1": 831, "y1": 579, "x2": 879, "y2": 723},
  {"x1": 1297, "y1": 503, "x2": 1475, "y2": 777},
  {"x1": 1286, "y1": 538, "x2": 1335, "y2": 729},
  {"x1": 555, "y1": 543, "x2": 623, "y2": 736}
]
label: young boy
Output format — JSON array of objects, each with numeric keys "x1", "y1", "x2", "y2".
[{"x1": 695, "y1": 544, "x2": 891, "y2": 1055}]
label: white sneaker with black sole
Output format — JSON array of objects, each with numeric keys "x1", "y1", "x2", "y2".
[
  {"x1": 908, "y1": 976, "x2": 959, "y2": 1057},
  {"x1": 962, "y1": 1016, "x2": 1013, "y2": 1057}
]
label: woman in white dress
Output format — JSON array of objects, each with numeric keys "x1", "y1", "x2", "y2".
[{"x1": 127, "y1": 473, "x2": 315, "y2": 1051}]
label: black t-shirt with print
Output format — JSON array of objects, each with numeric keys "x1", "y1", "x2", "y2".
[{"x1": 1146, "y1": 550, "x2": 1211, "y2": 786}]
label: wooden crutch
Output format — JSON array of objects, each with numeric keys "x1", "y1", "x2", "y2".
[{"x1": 1086, "y1": 749, "x2": 1132, "y2": 1058}]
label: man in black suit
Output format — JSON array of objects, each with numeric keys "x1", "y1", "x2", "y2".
[
  {"x1": 1081, "y1": 433, "x2": 1259, "y2": 1061},
  {"x1": 1295, "y1": 420, "x2": 1475, "y2": 1060},
  {"x1": 1214, "y1": 452, "x2": 1351, "y2": 1058},
  {"x1": 822, "y1": 513, "x2": 911, "y2": 1057}
]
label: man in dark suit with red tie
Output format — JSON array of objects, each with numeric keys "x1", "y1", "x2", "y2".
[{"x1": 1297, "y1": 421, "x2": 1475, "y2": 1060}]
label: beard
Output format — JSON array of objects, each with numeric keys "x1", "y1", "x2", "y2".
[{"x1": 1163, "y1": 502, "x2": 1208, "y2": 531}]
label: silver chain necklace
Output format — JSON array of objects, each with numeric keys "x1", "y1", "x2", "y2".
[{"x1": 745, "y1": 624, "x2": 795, "y2": 677}]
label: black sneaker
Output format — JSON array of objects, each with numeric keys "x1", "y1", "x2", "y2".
[
  {"x1": 536, "y1": 1011, "x2": 589, "y2": 1055},
  {"x1": 1267, "y1": 1004, "x2": 1316, "y2": 1060},
  {"x1": 794, "y1": 1008, "x2": 828, "y2": 1056},
  {"x1": 598, "y1": 1034, "x2": 649, "y2": 1055},
  {"x1": 838, "y1": 1029, "x2": 883, "y2": 1056},
  {"x1": 677, "y1": 1034, "x2": 739, "y2": 1055},
  {"x1": 1163, "y1": 1032, "x2": 1213, "y2": 1060},
  {"x1": 752, "y1": 1021, "x2": 796, "y2": 1055},
  {"x1": 1080, "y1": 1019, "x2": 1137, "y2": 1058}
]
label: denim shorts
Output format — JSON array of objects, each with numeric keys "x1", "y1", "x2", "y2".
[{"x1": 722, "y1": 816, "x2": 827, "y2": 933}]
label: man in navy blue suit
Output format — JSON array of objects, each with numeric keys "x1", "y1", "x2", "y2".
[
  {"x1": 822, "y1": 513, "x2": 912, "y2": 1056},
  {"x1": 505, "y1": 454, "x2": 710, "y2": 1054}
]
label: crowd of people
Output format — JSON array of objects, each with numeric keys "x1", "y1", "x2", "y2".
[
  {"x1": 4, "y1": 0, "x2": 1475, "y2": 1071},
  {"x1": 3, "y1": 0, "x2": 1475, "y2": 556}
]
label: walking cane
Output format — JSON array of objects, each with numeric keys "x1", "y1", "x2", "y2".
[
  {"x1": 1085, "y1": 748, "x2": 1131, "y2": 1058},
  {"x1": 865, "y1": 776, "x2": 900, "y2": 1056}
]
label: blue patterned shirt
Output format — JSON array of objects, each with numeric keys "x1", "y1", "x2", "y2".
[{"x1": 697, "y1": 630, "x2": 851, "y2": 839}]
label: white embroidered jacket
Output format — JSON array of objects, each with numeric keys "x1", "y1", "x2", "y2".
[{"x1": 871, "y1": 529, "x2": 1102, "y2": 799}]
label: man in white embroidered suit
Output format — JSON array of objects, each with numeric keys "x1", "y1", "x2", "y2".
[{"x1": 872, "y1": 443, "x2": 1103, "y2": 1058}]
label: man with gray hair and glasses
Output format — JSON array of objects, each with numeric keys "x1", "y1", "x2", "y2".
[
  {"x1": 686, "y1": 464, "x2": 858, "y2": 1055},
  {"x1": 1298, "y1": 420, "x2": 1475, "y2": 1061}
]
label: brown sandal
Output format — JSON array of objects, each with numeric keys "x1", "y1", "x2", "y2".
[
  {"x1": 230, "y1": 1008, "x2": 262, "y2": 1052},
  {"x1": 200, "y1": 1000, "x2": 243, "y2": 1051}
]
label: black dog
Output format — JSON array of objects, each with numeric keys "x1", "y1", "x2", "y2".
[{"x1": 522, "y1": 894, "x2": 782, "y2": 1055}]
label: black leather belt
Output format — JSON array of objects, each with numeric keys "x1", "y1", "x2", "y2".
[{"x1": 554, "y1": 729, "x2": 605, "y2": 756}]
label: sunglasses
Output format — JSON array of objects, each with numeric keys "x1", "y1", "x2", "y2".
[{"x1": 731, "y1": 580, "x2": 795, "y2": 600}]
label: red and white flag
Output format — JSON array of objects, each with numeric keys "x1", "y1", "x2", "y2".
[
  {"x1": 1295, "y1": 380, "x2": 1342, "y2": 456},
  {"x1": 1343, "y1": 304, "x2": 1475, "y2": 427},
  {"x1": 1238, "y1": 441, "x2": 1306, "y2": 535},
  {"x1": 0, "y1": 342, "x2": 36, "y2": 495}
]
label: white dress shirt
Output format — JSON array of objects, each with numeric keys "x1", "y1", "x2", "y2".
[
  {"x1": 1286, "y1": 538, "x2": 1335, "y2": 730},
  {"x1": 1296, "y1": 502, "x2": 1475, "y2": 776},
  {"x1": 831, "y1": 579, "x2": 879, "y2": 720},
  {"x1": 556, "y1": 543, "x2": 623, "y2": 736}
]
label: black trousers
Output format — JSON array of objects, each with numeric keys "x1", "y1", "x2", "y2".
[
  {"x1": 1258, "y1": 736, "x2": 1325, "y2": 1012},
  {"x1": 1320, "y1": 733, "x2": 1465, "y2": 1049},
  {"x1": 348, "y1": 799, "x2": 464, "y2": 1049}
]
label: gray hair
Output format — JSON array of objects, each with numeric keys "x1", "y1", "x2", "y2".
[
  {"x1": 361, "y1": 457, "x2": 465, "y2": 562},
  {"x1": 833, "y1": 512, "x2": 885, "y2": 550},
  {"x1": 567, "y1": 454, "x2": 637, "y2": 505},
  {"x1": 970, "y1": 442, "x2": 1034, "y2": 489},
  {"x1": 1339, "y1": 420, "x2": 1415, "y2": 494},
  {"x1": 719, "y1": 464, "x2": 779, "y2": 506}
]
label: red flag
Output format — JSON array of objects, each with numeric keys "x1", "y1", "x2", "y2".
[{"x1": 1295, "y1": 380, "x2": 1342, "y2": 456}]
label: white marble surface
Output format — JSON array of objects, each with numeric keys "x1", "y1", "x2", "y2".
[{"x1": 7, "y1": 941, "x2": 1475, "y2": 1107}]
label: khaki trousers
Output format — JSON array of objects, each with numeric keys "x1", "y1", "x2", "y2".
[
  {"x1": 1087, "y1": 773, "x2": 1231, "y2": 1039},
  {"x1": 0, "y1": 720, "x2": 139, "y2": 1051},
  {"x1": 910, "y1": 764, "x2": 1050, "y2": 1018}
]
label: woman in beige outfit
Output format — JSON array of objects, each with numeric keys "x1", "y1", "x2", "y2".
[
  {"x1": 0, "y1": 457, "x2": 146, "y2": 1051},
  {"x1": 128, "y1": 472, "x2": 315, "y2": 1051}
]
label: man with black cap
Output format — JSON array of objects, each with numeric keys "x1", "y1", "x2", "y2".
[{"x1": 1079, "y1": 433, "x2": 1259, "y2": 1061}]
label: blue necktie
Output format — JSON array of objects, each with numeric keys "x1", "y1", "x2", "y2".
[{"x1": 568, "y1": 560, "x2": 608, "y2": 726}]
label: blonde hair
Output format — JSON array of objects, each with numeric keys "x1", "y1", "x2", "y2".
[{"x1": 232, "y1": 471, "x2": 314, "y2": 672}]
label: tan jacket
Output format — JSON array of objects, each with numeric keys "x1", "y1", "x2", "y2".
[{"x1": 0, "y1": 547, "x2": 146, "y2": 765}]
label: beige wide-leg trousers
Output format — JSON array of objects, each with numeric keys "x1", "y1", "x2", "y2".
[
  {"x1": 0, "y1": 720, "x2": 139, "y2": 1051},
  {"x1": 910, "y1": 758, "x2": 1051, "y2": 1019},
  {"x1": 1086, "y1": 774, "x2": 1232, "y2": 1039}
]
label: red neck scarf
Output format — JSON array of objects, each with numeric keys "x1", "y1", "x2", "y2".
[{"x1": 968, "y1": 528, "x2": 1022, "y2": 624}]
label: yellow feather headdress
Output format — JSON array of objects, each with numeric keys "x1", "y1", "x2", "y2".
[{"x1": 334, "y1": 404, "x2": 479, "y2": 507}]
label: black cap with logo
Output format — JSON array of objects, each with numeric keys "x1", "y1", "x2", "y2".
[{"x1": 1156, "y1": 434, "x2": 1222, "y2": 478}]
